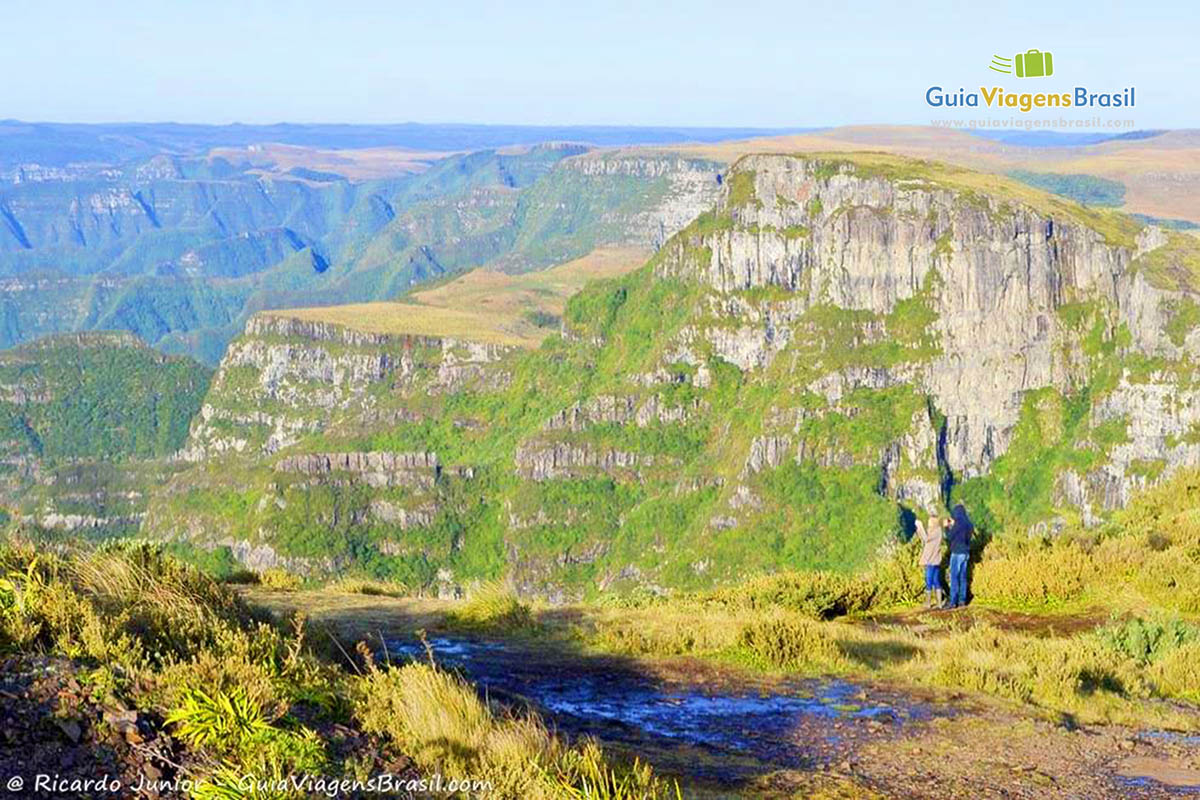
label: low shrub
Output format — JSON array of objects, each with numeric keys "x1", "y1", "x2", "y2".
[
  {"x1": 1096, "y1": 616, "x2": 1200, "y2": 664},
  {"x1": 971, "y1": 538, "x2": 1095, "y2": 606},
  {"x1": 167, "y1": 686, "x2": 272, "y2": 750},
  {"x1": 1095, "y1": 616, "x2": 1200, "y2": 702},
  {"x1": 168, "y1": 684, "x2": 328, "y2": 798},
  {"x1": 447, "y1": 581, "x2": 533, "y2": 631},
  {"x1": 258, "y1": 567, "x2": 304, "y2": 591},
  {"x1": 736, "y1": 615, "x2": 847, "y2": 672}
]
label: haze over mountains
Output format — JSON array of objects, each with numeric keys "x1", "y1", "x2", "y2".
[
  {"x1": 0, "y1": 122, "x2": 779, "y2": 363},
  {"x1": 0, "y1": 120, "x2": 811, "y2": 166}
]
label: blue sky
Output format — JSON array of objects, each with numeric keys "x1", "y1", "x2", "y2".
[{"x1": 4, "y1": 0, "x2": 1198, "y2": 126}]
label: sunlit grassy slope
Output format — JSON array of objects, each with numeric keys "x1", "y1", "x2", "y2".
[{"x1": 265, "y1": 245, "x2": 649, "y2": 347}]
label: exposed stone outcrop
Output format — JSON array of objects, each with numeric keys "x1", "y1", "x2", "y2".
[
  {"x1": 181, "y1": 315, "x2": 516, "y2": 460},
  {"x1": 562, "y1": 153, "x2": 722, "y2": 249},
  {"x1": 544, "y1": 394, "x2": 700, "y2": 431},
  {"x1": 276, "y1": 451, "x2": 441, "y2": 489},
  {"x1": 515, "y1": 442, "x2": 653, "y2": 481}
]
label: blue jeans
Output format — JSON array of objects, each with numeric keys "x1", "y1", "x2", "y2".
[
  {"x1": 949, "y1": 553, "x2": 969, "y2": 606},
  {"x1": 923, "y1": 564, "x2": 940, "y2": 590}
]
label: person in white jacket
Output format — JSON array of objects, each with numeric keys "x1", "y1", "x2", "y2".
[{"x1": 917, "y1": 510, "x2": 949, "y2": 608}]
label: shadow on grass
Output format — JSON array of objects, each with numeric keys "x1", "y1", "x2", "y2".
[{"x1": 837, "y1": 637, "x2": 921, "y2": 671}]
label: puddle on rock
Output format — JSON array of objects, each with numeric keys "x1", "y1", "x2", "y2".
[{"x1": 1118, "y1": 757, "x2": 1200, "y2": 792}]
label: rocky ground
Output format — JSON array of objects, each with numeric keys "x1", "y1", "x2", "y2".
[
  {"x1": 845, "y1": 707, "x2": 1200, "y2": 799},
  {"x1": 0, "y1": 656, "x2": 184, "y2": 798}
]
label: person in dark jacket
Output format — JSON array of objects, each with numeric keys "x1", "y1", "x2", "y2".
[{"x1": 945, "y1": 504, "x2": 973, "y2": 608}]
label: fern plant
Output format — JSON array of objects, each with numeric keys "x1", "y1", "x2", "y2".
[{"x1": 166, "y1": 687, "x2": 270, "y2": 751}]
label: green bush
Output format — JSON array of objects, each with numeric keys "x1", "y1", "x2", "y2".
[
  {"x1": 1096, "y1": 616, "x2": 1200, "y2": 664},
  {"x1": 972, "y1": 538, "x2": 1095, "y2": 606},
  {"x1": 736, "y1": 615, "x2": 846, "y2": 672},
  {"x1": 446, "y1": 581, "x2": 533, "y2": 631},
  {"x1": 258, "y1": 567, "x2": 303, "y2": 591}
]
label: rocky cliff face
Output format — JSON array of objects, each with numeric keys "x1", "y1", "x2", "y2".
[
  {"x1": 180, "y1": 314, "x2": 514, "y2": 460},
  {"x1": 147, "y1": 153, "x2": 1200, "y2": 596},
  {"x1": 557, "y1": 153, "x2": 722, "y2": 251},
  {"x1": 145, "y1": 314, "x2": 518, "y2": 577},
  {"x1": 651, "y1": 156, "x2": 1200, "y2": 522}
]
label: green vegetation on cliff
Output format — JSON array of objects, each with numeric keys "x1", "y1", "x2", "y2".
[
  {"x1": 1007, "y1": 170, "x2": 1126, "y2": 207},
  {"x1": 0, "y1": 332, "x2": 211, "y2": 462}
]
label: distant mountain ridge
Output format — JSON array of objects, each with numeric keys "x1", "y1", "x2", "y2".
[
  {"x1": 3, "y1": 122, "x2": 1199, "y2": 370},
  {"x1": 0, "y1": 120, "x2": 818, "y2": 167},
  {"x1": 967, "y1": 129, "x2": 1167, "y2": 147},
  {"x1": 0, "y1": 143, "x2": 723, "y2": 362}
]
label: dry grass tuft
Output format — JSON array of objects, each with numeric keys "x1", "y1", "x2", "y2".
[
  {"x1": 355, "y1": 656, "x2": 678, "y2": 799},
  {"x1": 446, "y1": 581, "x2": 534, "y2": 632}
]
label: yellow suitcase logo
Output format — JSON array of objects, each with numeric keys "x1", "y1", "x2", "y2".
[{"x1": 990, "y1": 50, "x2": 1054, "y2": 78}]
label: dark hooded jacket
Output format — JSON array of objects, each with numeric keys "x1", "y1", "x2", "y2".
[{"x1": 947, "y1": 505, "x2": 973, "y2": 555}]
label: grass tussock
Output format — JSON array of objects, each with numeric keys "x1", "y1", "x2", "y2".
[
  {"x1": 736, "y1": 615, "x2": 847, "y2": 672},
  {"x1": 322, "y1": 577, "x2": 410, "y2": 598},
  {"x1": 446, "y1": 581, "x2": 534, "y2": 631},
  {"x1": 589, "y1": 611, "x2": 740, "y2": 657}
]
